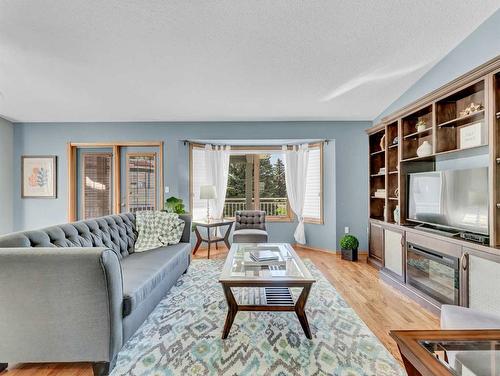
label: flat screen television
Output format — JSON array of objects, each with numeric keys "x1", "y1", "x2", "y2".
[{"x1": 407, "y1": 167, "x2": 489, "y2": 235}]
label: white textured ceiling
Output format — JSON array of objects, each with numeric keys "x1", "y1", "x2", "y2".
[{"x1": 0, "y1": 1, "x2": 498, "y2": 123}]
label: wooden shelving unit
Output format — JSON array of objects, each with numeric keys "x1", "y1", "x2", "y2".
[
  {"x1": 367, "y1": 120, "x2": 401, "y2": 225},
  {"x1": 367, "y1": 58, "x2": 500, "y2": 257},
  {"x1": 436, "y1": 80, "x2": 486, "y2": 154},
  {"x1": 368, "y1": 128, "x2": 386, "y2": 221},
  {"x1": 401, "y1": 105, "x2": 433, "y2": 160},
  {"x1": 365, "y1": 57, "x2": 500, "y2": 309},
  {"x1": 386, "y1": 121, "x2": 400, "y2": 224}
]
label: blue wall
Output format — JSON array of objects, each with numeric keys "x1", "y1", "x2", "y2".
[
  {"x1": 13, "y1": 121, "x2": 369, "y2": 251},
  {"x1": 374, "y1": 9, "x2": 500, "y2": 124}
]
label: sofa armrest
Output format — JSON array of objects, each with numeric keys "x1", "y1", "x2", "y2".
[
  {"x1": 179, "y1": 214, "x2": 192, "y2": 243},
  {"x1": 441, "y1": 305, "x2": 500, "y2": 329},
  {"x1": 0, "y1": 247, "x2": 123, "y2": 363}
]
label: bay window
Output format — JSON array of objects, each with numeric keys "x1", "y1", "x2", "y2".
[{"x1": 190, "y1": 142, "x2": 324, "y2": 223}]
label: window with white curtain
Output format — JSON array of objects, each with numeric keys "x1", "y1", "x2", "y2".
[
  {"x1": 190, "y1": 142, "x2": 323, "y2": 223},
  {"x1": 303, "y1": 143, "x2": 323, "y2": 223},
  {"x1": 191, "y1": 146, "x2": 209, "y2": 220}
]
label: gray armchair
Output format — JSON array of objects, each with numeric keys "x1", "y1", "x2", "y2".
[{"x1": 233, "y1": 210, "x2": 269, "y2": 243}]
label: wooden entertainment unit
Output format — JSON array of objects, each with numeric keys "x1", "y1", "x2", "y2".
[{"x1": 367, "y1": 56, "x2": 500, "y2": 314}]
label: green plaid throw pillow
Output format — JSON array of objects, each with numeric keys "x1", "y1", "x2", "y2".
[{"x1": 135, "y1": 211, "x2": 185, "y2": 252}]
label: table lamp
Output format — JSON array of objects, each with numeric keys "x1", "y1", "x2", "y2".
[{"x1": 200, "y1": 185, "x2": 217, "y2": 221}]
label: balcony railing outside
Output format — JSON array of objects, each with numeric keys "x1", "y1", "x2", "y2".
[{"x1": 223, "y1": 197, "x2": 288, "y2": 218}]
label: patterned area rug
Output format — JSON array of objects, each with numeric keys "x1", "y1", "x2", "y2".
[{"x1": 111, "y1": 260, "x2": 404, "y2": 376}]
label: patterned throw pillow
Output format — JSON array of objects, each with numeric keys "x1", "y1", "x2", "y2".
[{"x1": 134, "y1": 211, "x2": 185, "y2": 252}]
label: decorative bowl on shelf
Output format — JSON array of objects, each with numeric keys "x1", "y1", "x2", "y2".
[{"x1": 416, "y1": 140, "x2": 432, "y2": 157}]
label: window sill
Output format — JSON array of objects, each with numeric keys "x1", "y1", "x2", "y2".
[
  {"x1": 223, "y1": 216, "x2": 294, "y2": 223},
  {"x1": 304, "y1": 218, "x2": 324, "y2": 225}
]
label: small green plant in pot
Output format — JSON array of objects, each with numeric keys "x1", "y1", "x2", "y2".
[
  {"x1": 164, "y1": 196, "x2": 186, "y2": 215},
  {"x1": 340, "y1": 234, "x2": 359, "y2": 261}
]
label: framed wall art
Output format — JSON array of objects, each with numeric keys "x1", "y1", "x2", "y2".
[{"x1": 21, "y1": 156, "x2": 57, "y2": 198}]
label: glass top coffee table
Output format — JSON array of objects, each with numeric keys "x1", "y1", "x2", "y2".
[
  {"x1": 219, "y1": 243, "x2": 315, "y2": 339},
  {"x1": 391, "y1": 329, "x2": 500, "y2": 376}
]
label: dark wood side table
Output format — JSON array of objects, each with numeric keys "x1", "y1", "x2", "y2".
[
  {"x1": 390, "y1": 329, "x2": 500, "y2": 376},
  {"x1": 192, "y1": 219, "x2": 234, "y2": 259}
]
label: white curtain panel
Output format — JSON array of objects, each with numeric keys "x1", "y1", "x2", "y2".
[
  {"x1": 204, "y1": 144, "x2": 231, "y2": 219},
  {"x1": 283, "y1": 144, "x2": 309, "y2": 244}
]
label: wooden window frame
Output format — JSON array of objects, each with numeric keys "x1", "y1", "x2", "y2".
[
  {"x1": 304, "y1": 142, "x2": 324, "y2": 225},
  {"x1": 67, "y1": 141, "x2": 164, "y2": 222},
  {"x1": 126, "y1": 152, "x2": 158, "y2": 212},
  {"x1": 81, "y1": 152, "x2": 113, "y2": 220},
  {"x1": 189, "y1": 143, "x2": 324, "y2": 223}
]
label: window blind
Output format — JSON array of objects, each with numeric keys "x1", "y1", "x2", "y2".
[
  {"x1": 303, "y1": 146, "x2": 322, "y2": 221},
  {"x1": 127, "y1": 154, "x2": 156, "y2": 212},
  {"x1": 82, "y1": 153, "x2": 112, "y2": 220}
]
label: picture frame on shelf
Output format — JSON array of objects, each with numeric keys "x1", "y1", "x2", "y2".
[
  {"x1": 21, "y1": 156, "x2": 57, "y2": 198},
  {"x1": 459, "y1": 122, "x2": 484, "y2": 149}
]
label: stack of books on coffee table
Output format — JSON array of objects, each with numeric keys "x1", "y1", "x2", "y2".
[{"x1": 244, "y1": 249, "x2": 284, "y2": 266}]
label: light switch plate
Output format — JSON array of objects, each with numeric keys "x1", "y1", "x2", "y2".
[{"x1": 344, "y1": 226, "x2": 349, "y2": 234}]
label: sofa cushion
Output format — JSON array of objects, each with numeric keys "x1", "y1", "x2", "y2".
[
  {"x1": 121, "y1": 243, "x2": 191, "y2": 316},
  {"x1": 233, "y1": 229, "x2": 269, "y2": 243},
  {"x1": 135, "y1": 211, "x2": 186, "y2": 252}
]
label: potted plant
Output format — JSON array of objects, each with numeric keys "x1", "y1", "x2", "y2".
[
  {"x1": 164, "y1": 196, "x2": 186, "y2": 214},
  {"x1": 340, "y1": 234, "x2": 359, "y2": 261}
]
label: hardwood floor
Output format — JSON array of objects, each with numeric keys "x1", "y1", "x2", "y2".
[{"x1": 2, "y1": 246, "x2": 439, "y2": 375}]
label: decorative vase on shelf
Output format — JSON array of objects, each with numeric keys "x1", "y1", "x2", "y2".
[
  {"x1": 416, "y1": 141, "x2": 432, "y2": 157},
  {"x1": 379, "y1": 134, "x2": 386, "y2": 151},
  {"x1": 393, "y1": 206, "x2": 400, "y2": 224}
]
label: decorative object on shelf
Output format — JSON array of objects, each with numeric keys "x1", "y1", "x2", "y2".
[
  {"x1": 393, "y1": 205, "x2": 400, "y2": 224},
  {"x1": 164, "y1": 196, "x2": 186, "y2": 214},
  {"x1": 340, "y1": 234, "x2": 359, "y2": 261},
  {"x1": 392, "y1": 136, "x2": 399, "y2": 145},
  {"x1": 394, "y1": 188, "x2": 399, "y2": 198},
  {"x1": 374, "y1": 188, "x2": 386, "y2": 198},
  {"x1": 416, "y1": 140, "x2": 432, "y2": 157},
  {"x1": 21, "y1": 155, "x2": 57, "y2": 198},
  {"x1": 415, "y1": 119, "x2": 427, "y2": 133},
  {"x1": 459, "y1": 122, "x2": 484, "y2": 149},
  {"x1": 459, "y1": 102, "x2": 483, "y2": 118},
  {"x1": 379, "y1": 134, "x2": 386, "y2": 151},
  {"x1": 378, "y1": 167, "x2": 386, "y2": 175}
]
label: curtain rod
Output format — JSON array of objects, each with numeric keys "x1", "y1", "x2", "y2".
[{"x1": 182, "y1": 139, "x2": 329, "y2": 146}]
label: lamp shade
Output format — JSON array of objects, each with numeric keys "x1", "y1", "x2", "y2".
[{"x1": 200, "y1": 185, "x2": 217, "y2": 200}]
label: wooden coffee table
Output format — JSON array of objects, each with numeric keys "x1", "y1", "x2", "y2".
[{"x1": 219, "y1": 243, "x2": 316, "y2": 339}]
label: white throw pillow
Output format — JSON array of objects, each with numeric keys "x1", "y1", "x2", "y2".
[{"x1": 134, "y1": 211, "x2": 185, "y2": 252}]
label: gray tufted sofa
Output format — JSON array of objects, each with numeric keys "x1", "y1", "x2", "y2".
[
  {"x1": 0, "y1": 213, "x2": 191, "y2": 376},
  {"x1": 232, "y1": 210, "x2": 269, "y2": 243}
]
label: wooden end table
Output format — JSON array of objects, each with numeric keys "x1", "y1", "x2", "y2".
[
  {"x1": 192, "y1": 219, "x2": 234, "y2": 259},
  {"x1": 219, "y1": 243, "x2": 316, "y2": 339}
]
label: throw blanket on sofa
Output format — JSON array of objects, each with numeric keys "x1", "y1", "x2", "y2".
[{"x1": 135, "y1": 211, "x2": 185, "y2": 252}]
